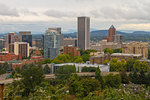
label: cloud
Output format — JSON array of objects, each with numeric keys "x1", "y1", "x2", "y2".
[
  {"x1": 0, "y1": 3, "x2": 19, "y2": 16},
  {"x1": 89, "y1": 0, "x2": 150, "y2": 22},
  {"x1": 20, "y1": 9, "x2": 38, "y2": 16},
  {"x1": 44, "y1": 10, "x2": 77, "y2": 18}
]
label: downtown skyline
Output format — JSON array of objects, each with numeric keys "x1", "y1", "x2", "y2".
[{"x1": 0, "y1": 0, "x2": 150, "y2": 33}]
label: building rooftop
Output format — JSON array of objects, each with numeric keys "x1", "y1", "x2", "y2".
[
  {"x1": 14, "y1": 42, "x2": 29, "y2": 44},
  {"x1": 110, "y1": 25, "x2": 115, "y2": 29},
  {"x1": 54, "y1": 63, "x2": 108, "y2": 68},
  {"x1": 111, "y1": 53, "x2": 142, "y2": 57},
  {"x1": 7, "y1": 60, "x2": 22, "y2": 64}
]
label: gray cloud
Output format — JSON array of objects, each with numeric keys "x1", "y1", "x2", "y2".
[
  {"x1": 0, "y1": 3, "x2": 19, "y2": 16},
  {"x1": 44, "y1": 10, "x2": 77, "y2": 18},
  {"x1": 20, "y1": 9, "x2": 38, "y2": 16},
  {"x1": 90, "y1": 0, "x2": 150, "y2": 21},
  {"x1": 0, "y1": 0, "x2": 150, "y2": 32}
]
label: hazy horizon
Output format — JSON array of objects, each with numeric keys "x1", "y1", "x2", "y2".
[{"x1": 0, "y1": 0, "x2": 150, "y2": 33}]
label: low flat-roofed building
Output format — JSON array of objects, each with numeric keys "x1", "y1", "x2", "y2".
[
  {"x1": 42, "y1": 63, "x2": 110, "y2": 74},
  {"x1": 111, "y1": 53, "x2": 142, "y2": 60},
  {"x1": 90, "y1": 40, "x2": 122, "y2": 52}
]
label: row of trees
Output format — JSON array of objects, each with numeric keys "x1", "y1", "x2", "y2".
[
  {"x1": 103, "y1": 48, "x2": 122, "y2": 54},
  {"x1": 109, "y1": 58, "x2": 149, "y2": 72},
  {"x1": 4, "y1": 63, "x2": 150, "y2": 99},
  {"x1": 38, "y1": 49, "x2": 97, "y2": 64},
  {"x1": 0, "y1": 62, "x2": 12, "y2": 75}
]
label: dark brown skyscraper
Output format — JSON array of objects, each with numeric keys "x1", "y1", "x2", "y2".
[
  {"x1": 77, "y1": 16, "x2": 90, "y2": 50},
  {"x1": 107, "y1": 25, "x2": 116, "y2": 42}
]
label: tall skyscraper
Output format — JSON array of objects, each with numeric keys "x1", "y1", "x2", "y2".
[
  {"x1": 0, "y1": 39, "x2": 5, "y2": 51},
  {"x1": 44, "y1": 28, "x2": 64, "y2": 59},
  {"x1": 5, "y1": 32, "x2": 19, "y2": 50},
  {"x1": 77, "y1": 16, "x2": 90, "y2": 50},
  {"x1": 19, "y1": 31, "x2": 32, "y2": 46},
  {"x1": 9, "y1": 42, "x2": 29, "y2": 58},
  {"x1": 107, "y1": 25, "x2": 116, "y2": 42}
]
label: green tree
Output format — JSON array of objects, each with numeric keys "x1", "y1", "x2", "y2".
[
  {"x1": 0, "y1": 69, "x2": 6, "y2": 75},
  {"x1": 40, "y1": 49, "x2": 44, "y2": 56},
  {"x1": 72, "y1": 56, "x2": 84, "y2": 63},
  {"x1": 44, "y1": 58, "x2": 51, "y2": 64},
  {"x1": 69, "y1": 78, "x2": 101, "y2": 97},
  {"x1": 126, "y1": 59, "x2": 135, "y2": 72},
  {"x1": 113, "y1": 48, "x2": 122, "y2": 53},
  {"x1": 141, "y1": 61, "x2": 149, "y2": 72},
  {"x1": 138, "y1": 70, "x2": 146, "y2": 84},
  {"x1": 104, "y1": 60, "x2": 109, "y2": 65},
  {"x1": 104, "y1": 73, "x2": 121, "y2": 88},
  {"x1": 81, "y1": 66, "x2": 96, "y2": 72},
  {"x1": 119, "y1": 69, "x2": 129, "y2": 84},
  {"x1": 22, "y1": 64, "x2": 28, "y2": 70},
  {"x1": 55, "y1": 65, "x2": 76, "y2": 80},
  {"x1": 95, "y1": 66, "x2": 104, "y2": 89},
  {"x1": 21, "y1": 66, "x2": 44, "y2": 96},
  {"x1": 146, "y1": 72, "x2": 150, "y2": 86},
  {"x1": 52, "y1": 54, "x2": 71, "y2": 64},
  {"x1": 44, "y1": 64, "x2": 51, "y2": 74},
  {"x1": 81, "y1": 54, "x2": 90, "y2": 62},
  {"x1": 129, "y1": 70, "x2": 139, "y2": 84},
  {"x1": 133, "y1": 60, "x2": 142, "y2": 72},
  {"x1": 3, "y1": 62, "x2": 12, "y2": 72},
  {"x1": 110, "y1": 58, "x2": 118, "y2": 71},
  {"x1": 103, "y1": 48, "x2": 113, "y2": 54},
  {"x1": 148, "y1": 49, "x2": 150, "y2": 59}
]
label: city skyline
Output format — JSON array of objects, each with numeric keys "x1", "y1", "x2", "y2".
[{"x1": 0, "y1": 0, "x2": 150, "y2": 33}]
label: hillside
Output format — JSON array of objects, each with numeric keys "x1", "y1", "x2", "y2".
[{"x1": 64, "y1": 30, "x2": 150, "y2": 42}]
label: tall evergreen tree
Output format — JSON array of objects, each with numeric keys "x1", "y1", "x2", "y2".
[
  {"x1": 95, "y1": 66, "x2": 104, "y2": 89},
  {"x1": 120, "y1": 69, "x2": 129, "y2": 84},
  {"x1": 138, "y1": 70, "x2": 146, "y2": 84}
]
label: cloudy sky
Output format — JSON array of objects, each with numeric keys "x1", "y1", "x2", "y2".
[{"x1": 0, "y1": 0, "x2": 150, "y2": 33}]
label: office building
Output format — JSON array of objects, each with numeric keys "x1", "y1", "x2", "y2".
[
  {"x1": 103, "y1": 25, "x2": 122, "y2": 43},
  {"x1": 90, "y1": 40, "x2": 122, "y2": 52},
  {"x1": 64, "y1": 38, "x2": 77, "y2": 47},
  {"x1": 78, "y1": 16, "x2": 90, "y2": 50},
  {"x1": 5, "y1": 32, "x2": 19, "y2": 50},
  {"x1": 90, "y1": 53, "x2": 142, "y2": 64},
  {"x1": 122, "y1": 42, "x2": 148, "y2": 58},
  {"x1": 32, "y1": 39, "x2": 42, "y2": 49},
  {"x1": 113, "y1": 34, "x2": 122, "y2": 43},
  {"x1": 63, "y1": 46, "x2": 80, "y2": 56},
  {"x1": 44, "y1": 28, "x2": 63, "y2": 59},
  {"x1": 0, "y1": 39, "x2": 5, "y2": 51},
  {"x1": 9, "y1": 42, "x2": 29, "y2": 58},
  {"x1": 107, "y1": 25, "x2": 116, "y2": 42},
  {"x1": 19, "y1": 31, "x2": 32, "y2": 46}
]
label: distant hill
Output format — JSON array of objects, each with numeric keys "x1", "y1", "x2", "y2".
[
  {"x1": 1, "y1": 30, "x2": 150, "y2": 42},
  {"x1": 64, "y1": 30, "x2": 150, "y2": 42}
]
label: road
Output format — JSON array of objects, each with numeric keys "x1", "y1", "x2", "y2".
[{"x1": 0, "y1": 72, "x2": 120, "y2": 84}]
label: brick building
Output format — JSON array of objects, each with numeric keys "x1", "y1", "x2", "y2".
[
  {"x1": 122, "y1": 42, "x2": 148, "y2": 58},
  {"x1": 63, "y1": 46, "x2": 80, "y2": 56},
  {"x1": 90, "y1": 53, "x2": 142, "y2": 64},
  {"x1": 64, "y1": 38, "x2": 77, "y2": 47},
  {"x1": 107, "y1": 25, "x2": 116, "y2": 42},
  {"x1": 5, "y1": 32, "x2": 19, "y2": 50},
  {"x1": 9, "y1": 42, "x2": 29, "y2": 58},
  {"x1": 0, "y1": 53, "x2": 22, "y2": 61}
]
